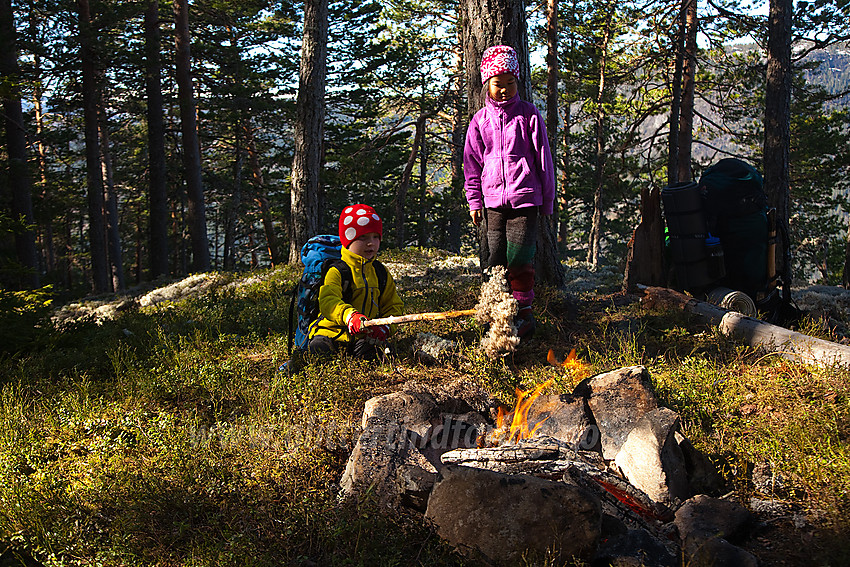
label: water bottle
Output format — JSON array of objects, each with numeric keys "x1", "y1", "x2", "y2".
[{"x1": 705, "y1": 235, "x2": 725, "y2": 280}]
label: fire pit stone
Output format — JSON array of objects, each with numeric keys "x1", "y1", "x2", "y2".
[
  {"x1": 424, "y1": 464, "x2": 602, "y2": 565},
  {"x1": 614, "y1": 407, "x2": 690, "y2": 506},
  {"x1": 575, "y1": 365, "x2": 660, "y2": 460}
]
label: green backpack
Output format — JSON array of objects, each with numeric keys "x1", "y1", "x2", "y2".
[{"x1": 698, "y1": 158, "x2": 770, "y2": 300}]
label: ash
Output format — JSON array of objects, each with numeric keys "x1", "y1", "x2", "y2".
[{"x1": 474, "y1": 266, "x2": 520, "y2": 357}]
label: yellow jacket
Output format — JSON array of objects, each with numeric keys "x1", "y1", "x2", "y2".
[{"x1": 307, "y1": 245, "x2": 404, "y2": 343}]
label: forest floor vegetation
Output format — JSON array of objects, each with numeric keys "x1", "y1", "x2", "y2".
[{"x1": 1, "y1": 247, "x2": 849, "y2": 566}]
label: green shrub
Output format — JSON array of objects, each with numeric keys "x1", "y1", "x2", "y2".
[{"x1": 0, "y1": 285, "x2": 53, "y2": 355}]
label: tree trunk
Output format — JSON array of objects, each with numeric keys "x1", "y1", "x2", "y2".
[
  {"x1": 99, "y1": 108, "x2": 125, "y2": 291},
  {"x1": 289, "y1": 0, "x2": 328, "y2": 263},
  {"x1": 395, "y1": 114, "x2": 426, "y2": 248},
  {"x1": 546, "y1": 0, "x2": 559, "y2": 199},
  {"x1": 448, "y1": 26, "x2": 465, "y2": 253},
  {"x1": 30, "y1": 7, "x2": 52, "y2": 278},
  {"x1": 245, "y1": 121, "x2": 281, "y2": 266},
  {"x1": 173, "y1": 0, "x2": 210, "y2": 273},
  {"x1": 641, "y1": 286, "x2": 850, "y2": 369},
  {"x1": 676, "y1": 0, "x2": 697, "y2": 183},
  {"x1": 461, "y1": 0, "x2": 530, "y2": 114},
  {"x1": 417, "y1": 111, "x2": 428, "y2": 247},
  {"x1": 146, "y1": 0, "x2": 170, "y2": 279},
  {"x1": 622, "y1": 186, "x2": 666, "y2": 292},
  {"x1": 77, "y1": 0, "x2": 110, "y2": 292},
  {"x1": 588, "y1": 13, "x2": 612, "y2": 269},
  {"x1": 667, "y1": 2, "x2": 683, "y2": 187},
  {"x1": 223, "y1": 126, "x2": 243, "y2": 270},
  {"x1": 537, "y1": 0, "x2": 565, "y2": 287},
  {"x1": 763, "y1": 0, "x2": 792, "y2": 289},
  {"x1": 843, "y1": 229, "x2": 850, "y2": 289},
  {"x1": 1, "y1": 0, "x2": 38, "y2": 289}
]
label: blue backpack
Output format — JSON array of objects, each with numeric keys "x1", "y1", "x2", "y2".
[{"x1": 287, "y1": 235, "x2": 387, "y2": 354}]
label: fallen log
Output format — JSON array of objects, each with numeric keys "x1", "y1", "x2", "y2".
[{"x1": 639, "y1": 285, "x2": 850, "y2": 369}]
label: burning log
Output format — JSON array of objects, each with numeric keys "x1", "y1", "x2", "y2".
[{"x1": 640, "y1": 285, "x2": 850, "y2": 369}]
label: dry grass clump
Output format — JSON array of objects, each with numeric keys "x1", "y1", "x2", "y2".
[{"x1": 474, "y1": 266, "x2": 520, "y2": 357}]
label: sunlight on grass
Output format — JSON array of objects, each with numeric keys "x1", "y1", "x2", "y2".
[
  {"x1": 2, "y1": 260, "x2": 850, "y2": 565},
  {"x1": 654, "y1": 357, "x2": 850, "y2": 521}
]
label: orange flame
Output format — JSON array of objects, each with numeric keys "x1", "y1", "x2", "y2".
[
  {"x1": 547, "y1": 348, "x2": 590, "y2": 386},
  {"x1": 547, "y1": 347, "x2": 584, "y2": 369},
  {"x1": 494, "y1": 378, "x2": 554, "y2": 444}
]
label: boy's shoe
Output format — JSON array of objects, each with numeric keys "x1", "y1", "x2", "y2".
[
  {"x1": 515, "y1": 307, "x2": 536, "y2": 341},
  {"x1": 279, "y1": 350, "x2": 305, "y2": 376}
]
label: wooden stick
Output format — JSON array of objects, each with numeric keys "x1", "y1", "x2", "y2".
[{"x1": 362, "y1": 308, "x2": 477, "y2": 328}]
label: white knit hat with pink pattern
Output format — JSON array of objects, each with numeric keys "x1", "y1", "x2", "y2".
[{"x1": 480, "y1": 45, "x2": 520, "y2": 84}]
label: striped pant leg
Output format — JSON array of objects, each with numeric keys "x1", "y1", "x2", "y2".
[{"x1": 485, "y1": 207, "x2": 538, "y2": 307}]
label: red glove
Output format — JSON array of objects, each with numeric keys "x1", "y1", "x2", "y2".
[
  {"x1": 367, "y1": 324, "x2": 390, "y2": 342},
  {"x1": 347, "y1": 312, "x2": 367, "y2": 335}
]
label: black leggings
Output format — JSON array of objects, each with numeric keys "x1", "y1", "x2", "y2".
[{"x1": 307, "y1": 335, "x2": 386, "y2": 360}]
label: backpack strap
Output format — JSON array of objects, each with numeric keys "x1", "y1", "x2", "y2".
[
  {"x1": 287, "y1": 282, "x2": 298, "y2": 356},
  {"x1": 373, "y1": 260, "x2": 388, "y2": 294},
  {"x1": 322, "y1": 259, "x2": 354, "y2": 301}
]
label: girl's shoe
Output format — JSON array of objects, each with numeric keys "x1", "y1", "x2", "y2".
[{"x1": 515, "y1": 307, "x2": 536, "y2": 340}]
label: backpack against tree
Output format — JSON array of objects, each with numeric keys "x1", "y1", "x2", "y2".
[
  {"x1": 698, "y1": 158, "x2": 771, "y2": 300},
  {"x1": 287, "y1": 234, "x2": 387, "y2": 355}
]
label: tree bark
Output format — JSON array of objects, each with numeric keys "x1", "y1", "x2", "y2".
[
  {"x1": 77, "y1": 0, "x2": 110, "y2": 292},
  {"x1": 546, "y1": 0, "x2": 559, "y2": 225},
  {"x1": 461, "y1": 0, "x2": 530, "y2": 115},
  {"x1": 146, "y1": 0, "x2": 170, "y2": 279},
  {"x1": 396, "y1": 114, "x2": 426, "y2": 248},
  {"x1": 173, "y1": 0, "x2": 210, "y2": 272},
  {"x1": 1, "y1": 0, "x2": 38, "y2": 288},
  {"x1": 667, "y1": 2, "x2": 683, "y2": 187},
  {"x1": 843, "y1": 229, "x2": 850, "y2": 288},
  {"x1": 622, "y1": 186, "x2": 666, "y2": 292},
  {"x1": 448, "y1": 24, "x2": 465, "y2": 253},
  {"x1": 538, "y1": 0, "x2": 565, "y2": 287},
  {"x1": 289, "y1": 0, "x2": 328, "y2": 263},
  {"x1": 29, "y1": 6, "x2": 53, "y2": 278},
  {"x1": 676, "y1": 0, "x2": 697, "y2": 183},
  {"x1": 223, "y1": 126, "x2": 243, "y2": 270},
  {"x1": 418, "y1": 110, "x2": 428, "y2": 247},
  {"x1": 763, "y1": 0, "x2": 792, "y2": 288}
]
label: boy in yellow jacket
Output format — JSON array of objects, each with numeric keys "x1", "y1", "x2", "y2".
[{"x1": 306, "y1": 204, "x2": 404, "y2": 359}]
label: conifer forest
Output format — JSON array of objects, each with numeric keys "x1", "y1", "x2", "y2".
[{"x1": 2, "y1": 0, "x2": 850, "y2": 294}]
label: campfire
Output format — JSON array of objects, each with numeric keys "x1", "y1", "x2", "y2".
[
  {"x1": 488, "y1": 378, "x2": 554, "y2": 445},
  {"x1": 341, "y1": 363, "x2": 746, "y2": 566}
]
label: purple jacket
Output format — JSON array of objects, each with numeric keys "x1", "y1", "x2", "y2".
[{"x1": 463, "y1": 94, "x2": 556, "y2": 215}]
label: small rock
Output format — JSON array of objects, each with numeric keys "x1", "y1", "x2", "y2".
[{"x1": 675, "y1": 494, "x2": 752, "y2": 543}]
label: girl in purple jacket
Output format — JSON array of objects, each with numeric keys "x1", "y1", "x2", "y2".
[{"x1": 464, "y1": 44, "x2": 556, "y2": 340}]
